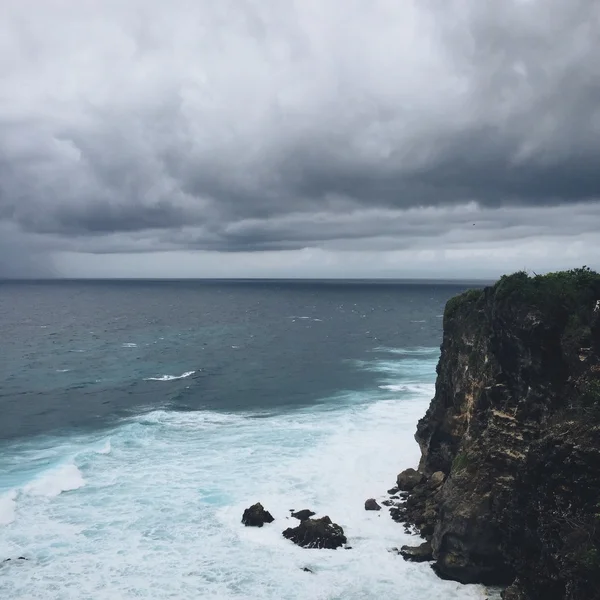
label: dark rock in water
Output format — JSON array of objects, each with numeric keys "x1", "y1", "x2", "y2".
[
  {"x1": 364, "y1": 498, "x2": 381, "y2": 511},
  {"x1": 242, "y1": 503, "x2": 274, "y2": 527},
  {"x1": 399, "y1": 541, "x2": 433, "y2": 563},
  {"x1": 291, "y1": 509, "x2": 316, "y2": 521},
  {"x1": 2, "y1": 557, "x2": 28, "y2": 566},
  {"x1": 302, "y1": 567, "x2": 314, "y2": 573},
  {"x1": 282, "y1": 516, "x2": 347, "y2": 549},
  {"x1": 381, "y1": 499, "x2": 394, "y2": 507},
  {"x1": 396, "y1": 468, "x2": 424, "y2": 491},
  {"x1": 387, "y1": 486, "x2": 399, "y2": 495},
  {"x1": 344, "y1": 545, "x2": 353, "y2": 550}
]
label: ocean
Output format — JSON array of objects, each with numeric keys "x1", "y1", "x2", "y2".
[{"x1": 0, "y1": 280, "x2": 487, "y2": 599}]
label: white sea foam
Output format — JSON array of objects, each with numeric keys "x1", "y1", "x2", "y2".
[
  {"x1": 55, "y1": 369, "x2": 70, "y2": 373},
  {"x1": 0, "y1": 491, "x2": 17, "y2": 525},
  {"x1": 96, "y1": 440, "x2": 112, "y2": 455},
  {"x1": 122, "y1": 342, "x2": 138, "y2": 348},
  {"x1": 378, "y1": 383, "x2": 435, "y2": 396},
  {"x1": 373, "y1": 346, "x2": 439, "y2": 355},
  {"x1": 0, "y1": 354, "x2": 484, "y2": 600},
  {"x1": 144, "y1": 371, "x2": 196, "y2": 381},
  {"x1": 22, "y1": 464, "x2": 85, "y2": 498}
]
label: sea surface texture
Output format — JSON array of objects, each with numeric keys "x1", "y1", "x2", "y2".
[{"x1": 0, "y1": 280, "x2": 486, "y2": 599}]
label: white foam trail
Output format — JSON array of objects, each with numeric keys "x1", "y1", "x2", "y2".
[
  {"x1": 0, "y1": 491, "x2": 16, "y2": 525},
  {"x1": 144, "y1": 371, "x2": 196, "y2": 381},
  {"x1": 379, "y1": 383, "x2": 435, "y2": 395},
  {"x1": 22, "y1": 464, "x2": 85, "y2": 498},
  {"x1": 122, "y1": 343, "x2": 137, "y2": 348},
  {"x1": 96, "y1": 440, "x2": 111, "y2": 455},
  {"x1": 373, "y1": 346, "x2": 439, "y2": 355},
  {"x1": 55, "y1": 369, "x2": 70, "y2": 373}
]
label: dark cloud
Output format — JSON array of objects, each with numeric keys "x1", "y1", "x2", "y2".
[{"x1": 0, "y1": 0, "x2": 599, "y2": 273}]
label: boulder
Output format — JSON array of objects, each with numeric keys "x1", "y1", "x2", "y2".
[
  {"x1": 427, "y1": 471, "x2": 445, "y2": 489},
  {"x1": 282, "y1": 516, "x2": 347, "y2": 549},
  {"x1": 396, "y1": 468, "x2": 424, "y2": 491},
  {"x1": 242, "y1": 503, "x2": 274, "y2": 527},
  {"x1": 399, "y1": 541, "x2": 433, "y2": 563},
  {"x1": 364, "y1": 498, "x2": 381, "y2": 511},
  {"x1": 291, "y1": 509, "x2": 316, "y2": 521},
  {"x1": 387, "y1": 486, "x2": 399, "y2": 495}
]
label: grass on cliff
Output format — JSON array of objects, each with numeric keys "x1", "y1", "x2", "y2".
[
  {"x1": 493, "y1": 266, "x2": 600, "y2": 319},
  {"x1": 445, "y1": 266, "x2": 600, "y2": 331}
]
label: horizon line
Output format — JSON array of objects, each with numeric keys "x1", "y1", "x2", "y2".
[{"x1": 0, "y1": 276, "x2": 496, "y2": 284}]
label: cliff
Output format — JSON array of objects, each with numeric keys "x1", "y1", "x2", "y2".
[{"x1": 394, "y1": 268, "x2": 600, "y2": 600}]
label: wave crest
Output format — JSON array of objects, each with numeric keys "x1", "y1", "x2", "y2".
[{"x1": 144, "y1": 371, "x2": 196, "y2": 382}]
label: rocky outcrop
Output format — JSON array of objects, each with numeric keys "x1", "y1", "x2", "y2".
[
  {"x1": 241, "y1": 503, "x2": 274, "y2": 527},
  {"x1": 282, "y1": 516, "x2": 347, "y2": 549},
  {"x1": 394, "y1": 269, "x2": 600, "y2": 599},
  {"x1": 399, "y1": 541, "x2": 433, "y2": 562}
]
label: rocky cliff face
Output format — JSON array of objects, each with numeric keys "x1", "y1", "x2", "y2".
[{"x1": 397, "y1": 269, "x2": 600, "y2": 600}]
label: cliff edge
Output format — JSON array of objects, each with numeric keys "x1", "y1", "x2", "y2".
[{"x1": 395, "y1": 268, "x2": 600, "y2": 600}]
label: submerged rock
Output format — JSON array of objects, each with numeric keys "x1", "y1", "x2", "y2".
[
  {"x1": 241, "y1": 503, "x2": 274, "y2": 527},
  {"x1": 291, "y1": 509, "x2": 316, "y2": 521},
  {"x1": 282, "y1": 516, "x2": 347, "y2": 549},
  {"x1": 364, "y1": 498, "x2": 381, "y2": 511}
]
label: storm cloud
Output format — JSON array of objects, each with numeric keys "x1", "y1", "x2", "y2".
[{"x1": 1, "y1": 0, "x2": 599, "y2": 277}]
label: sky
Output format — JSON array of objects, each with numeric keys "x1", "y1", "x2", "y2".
[{"x1": 1, "y1": 0, "x2": 600, "y2": 279}]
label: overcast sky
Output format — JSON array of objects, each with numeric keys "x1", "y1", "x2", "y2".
[{"x1": 1, "y1": 0, "x2": 599, "y2": 279}]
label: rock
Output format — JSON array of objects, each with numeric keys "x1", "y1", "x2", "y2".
[
  {"x1": 387, "y1": 486, "x2": 399, "y2": 495},
  {"x1": 301, "y1": 567, "x2": 313, "y2": 573},
  {"x1": 501, "y1": 581, "x2": 528, "y2": 600},
  {"x1": 291, "y1": 509, "x2": 316, "y2": 521},
  {"x1": 241, "y1": 503, "x2": 274, "y2": 527},
  {"x1": 428, "y1": 471, "x2": 445, "y2": 489},
  {"x1": 282, "y1": 516, "x2": 347, "y2": 549},
  {"x1": 381, "y1": 499, "x2": 394, "y2": 507},
  {"x1": 344, "y1": 545, "x2": 353, "y2": 550},
  {"x1": 364, "y1": 498, "x2": 381, "y2": 511},
  {"x1": 399, "y1": 541, "x2": 433, "y2": 563},
  {"x1": 396, "y1": 468, "x2": 424, "y2": 491}
]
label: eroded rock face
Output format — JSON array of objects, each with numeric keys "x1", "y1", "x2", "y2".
[
  {"x1": 394, "y1": 270, "x2": 600, "y2": 599},
  {"x1": 282, "y1": 516, "x2": 347, "y2": 549},
  {"x1": 241, "y1": 503, "x2": 274, "y2": 527}
]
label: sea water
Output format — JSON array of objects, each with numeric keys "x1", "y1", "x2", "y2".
[{"x1": 0, "y1": 280, "x2": 486, "y2": 599}]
